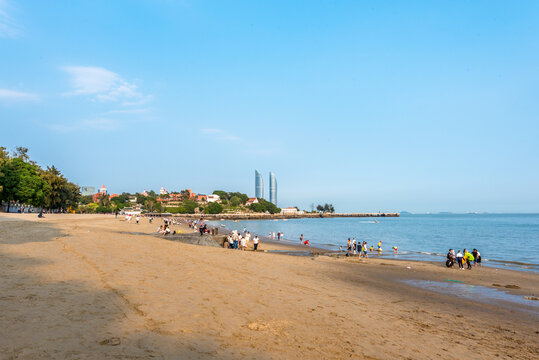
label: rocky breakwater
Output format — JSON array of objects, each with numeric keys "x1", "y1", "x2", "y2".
[{"x1": 159, "y1": 232, "x2": 226, "y2": 248}]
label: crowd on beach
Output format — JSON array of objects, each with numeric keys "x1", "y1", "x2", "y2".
[
  {"x1": 446, "y1": 248, "x2": 482, "y2": 270},
  {"x1": 341, "y1": 238, "x2": 398, "y2": 257},
  {"x1": 225, "y1": 229, "x2": 260, "y2": 251},
  {"x1": 119, "y1": 216, "x2": 485, "y2": 271}
]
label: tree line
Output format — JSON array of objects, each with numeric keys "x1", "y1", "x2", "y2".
[{"x1": 0, "y1": 147, "x2": 81, "y2": 212}]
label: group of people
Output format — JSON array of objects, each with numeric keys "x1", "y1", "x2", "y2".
[
  {"x1": 124, "y1": 214, "x2": 141, "y2": 224},
  {"x1": 446, "y1": 248, "x2": 482, "y2": 270},
  {"x1": 226, "y1": 229, "x2": 260, "y2": 251},
  {"x1": 187, "y1": 219, "x2": 210, "y2": 235},
  {"x1": 342, "y1": 239, "x2": 394, "y2": 257}
]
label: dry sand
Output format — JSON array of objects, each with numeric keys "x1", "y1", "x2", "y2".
[{"x1": 0, "y1": 213, "x2": 537, "y2": 359}]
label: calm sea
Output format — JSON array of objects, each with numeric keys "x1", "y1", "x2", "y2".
[{"x1": 211, "y1": 214, "x2": 539, "y2": 272}]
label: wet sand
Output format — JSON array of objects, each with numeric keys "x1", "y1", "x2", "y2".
[{"x1": 0, "y1": 213, "x2": 537, "y2": 359}]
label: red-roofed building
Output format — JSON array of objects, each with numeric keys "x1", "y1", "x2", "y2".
[
  {"x1": 196, "y1": 194, "x2": 207, "y2": 202},
  {"x1": 246, "y1": 198, "x2": 259, "y2": 206}
]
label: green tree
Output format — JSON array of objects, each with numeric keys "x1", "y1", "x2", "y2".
[
  {"x1": 180, "y1": 189, "x2": 191, "y2": 200},
  {"x1": 80, "y1": 195, "x2": 93, "y2": 205},
  {"x1": 62, "y1": 181, "x2": 81, "y2": 210},
  {"x1": 212, "y1": 190, "x2": 229, "y2": 200},
  {"x1": 0, "y1": 157, "x2": 49, "y2": 211},
  {"x1": 229, "y1": 196, "x2": 242, "y2": 206},
  {"x1": 249, "y1": 202, "x2": 266, "y2": 212},
  {"x1": 229, "y1": 192, "x2": 248, "y2": 203},
  {"x1": 204, "y1": 202, "x2": 223, "y2": 214},
  {"x1": 41, "y1": 166, "x2": 67, "y2": 210}
]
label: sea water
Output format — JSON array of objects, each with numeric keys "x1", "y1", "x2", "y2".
[{"x1": 211, "y1": 214, "x2": 539, "y2": 272}]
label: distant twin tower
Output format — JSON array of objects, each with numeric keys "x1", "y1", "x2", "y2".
[{"x1": 255, "y1": 170, "x2": 277, "y2": 205}]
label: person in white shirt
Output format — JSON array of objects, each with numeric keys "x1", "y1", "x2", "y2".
[
  {"x1": 253, "y1": 235, "x2": 259, "y2": 251},
  {"x1": 240, "y1": 234, "x2": 247, "y2": 250},
  {"x1": 456, "y1": 250, "x2": 464, "y2": 269},
  {"x1": 136, "y1": 215, "x2": 140, "y2": 224}
]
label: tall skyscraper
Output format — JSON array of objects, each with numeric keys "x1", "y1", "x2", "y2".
[
  {"x1": 255, "y1": 170, "x2": 264, "y2": 199},
  {"x1": 269, "y1": 172, "x2": 277, "y2": 205}
]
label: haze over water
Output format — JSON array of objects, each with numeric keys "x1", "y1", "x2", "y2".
[{"x1": 214, "y1": 214, "x2": 539, "y2": 272}]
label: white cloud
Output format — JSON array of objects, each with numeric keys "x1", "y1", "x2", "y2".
[
  {"x1": 62, "y1": 66, "x2": 151, "y2": 105},
  {"x1": 0, "y1": 0, "x2": 21, "y2": 38},
  {"x1": 0, "y1": 88, "x2": 38, "y2": 101}
]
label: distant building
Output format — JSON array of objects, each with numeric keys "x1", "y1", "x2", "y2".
[
  {"x1": 207, "y1": 194, "x2": 220, "y2": 203},
  {"x1": 141, "y1": 189, "x2": 149, "y2": 196},
  {"x1": 281, "y1": 207, "x2": 304, "y2": 215},
  {"x1": 269, "y1": 172, "x2": 277, "y2": 205},
  {"x1": 246, "y1": 198, "x2": 259, "y2": 206},
  {"x1": 159, "y1": 186, "x2": 168, "y2": 195},
  {"x1": 81, "y1": 186, "x2": 95, "y2": 196},
  {"x1": 93, "y1": 184, "x2": 108, "y2": 202},
  {"x1": 255, "y1": 170, "x2": 264, "y2": 199},
  {"x1": 196, "y1": 194, "x2": 208, "y2": 202}
]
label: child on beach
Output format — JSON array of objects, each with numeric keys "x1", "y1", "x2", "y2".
[
  {"x1": 476, "y1": 250, "x2": 482, "y2": 267},
  {"x1": 253, "y1": 235, "x2": 259, "y2": 251}
]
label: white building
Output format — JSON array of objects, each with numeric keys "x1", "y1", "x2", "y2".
[
  {"x1": 281, "y1": 207, "x2": 304, "y2": 215},
  {"x1": 207, "y1": 194, "x2": 220, "y2": 203},
  {"x1": 99, "y1": 184, "x2": 107, "y2": 195},
  {"x1": 246, "y1": 198, "x2": 259, "y2": 206},
  {"x1": 159, "y1": 186, "x2": 168, "y2": 195}
]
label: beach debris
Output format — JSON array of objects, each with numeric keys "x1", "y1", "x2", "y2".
[
  {"x1": 492, "y1": 284, "x2": 521, "y2": 289},
  {"x1": 99, "y1": 337, "x2": 121, "y2": 346},
  {"x1": 406, "y1": 266, "x2": 411, "y2": 269},
  {"x1": 523, "y1": 296, "x2": 539, "y2": 301},
  {"x1": 445, "y1": 279, "x2": 463, "y2": 283}
]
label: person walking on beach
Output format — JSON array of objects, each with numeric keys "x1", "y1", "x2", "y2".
[
  {"x1": 347, "y1": 238, "x2": 352, "y2": 255},
  {"x1": 456, "y1": 250, "x2": 464, "y2": 269},
  {"x1": 245, "y1": 232, "x2": 251, "y2": 249},
  {"x1": 240, "y1": 234, "x2": 247, "y2": 250},
  {"x1": 253, "y1": 235, "x2": 259, "y2": 251},
  {"x1": 300, "y1": 234, "x2": 304, "y2": 244},
  {"x1": 136, "y1": 215, "x2": 140, "y2": 224},
  {"x1": 277, "y1": 232, "x2": 281, "y2": 241}
]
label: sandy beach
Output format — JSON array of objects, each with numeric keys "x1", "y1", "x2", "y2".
[{"x1": 0, "y1": 213, "x2": 537, "y2": 359}]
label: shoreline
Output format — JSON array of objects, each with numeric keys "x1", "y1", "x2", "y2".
[
  {"x1": 1, "y1": 213, "x2": 538, "y2": 359},
  {"x1": 207, "y1": 217, "x2": 539, "y2": 274}
]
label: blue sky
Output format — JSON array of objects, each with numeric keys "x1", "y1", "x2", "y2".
[{"x1": 1, "y1": 0, "x2": 538, "y2": 213}]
